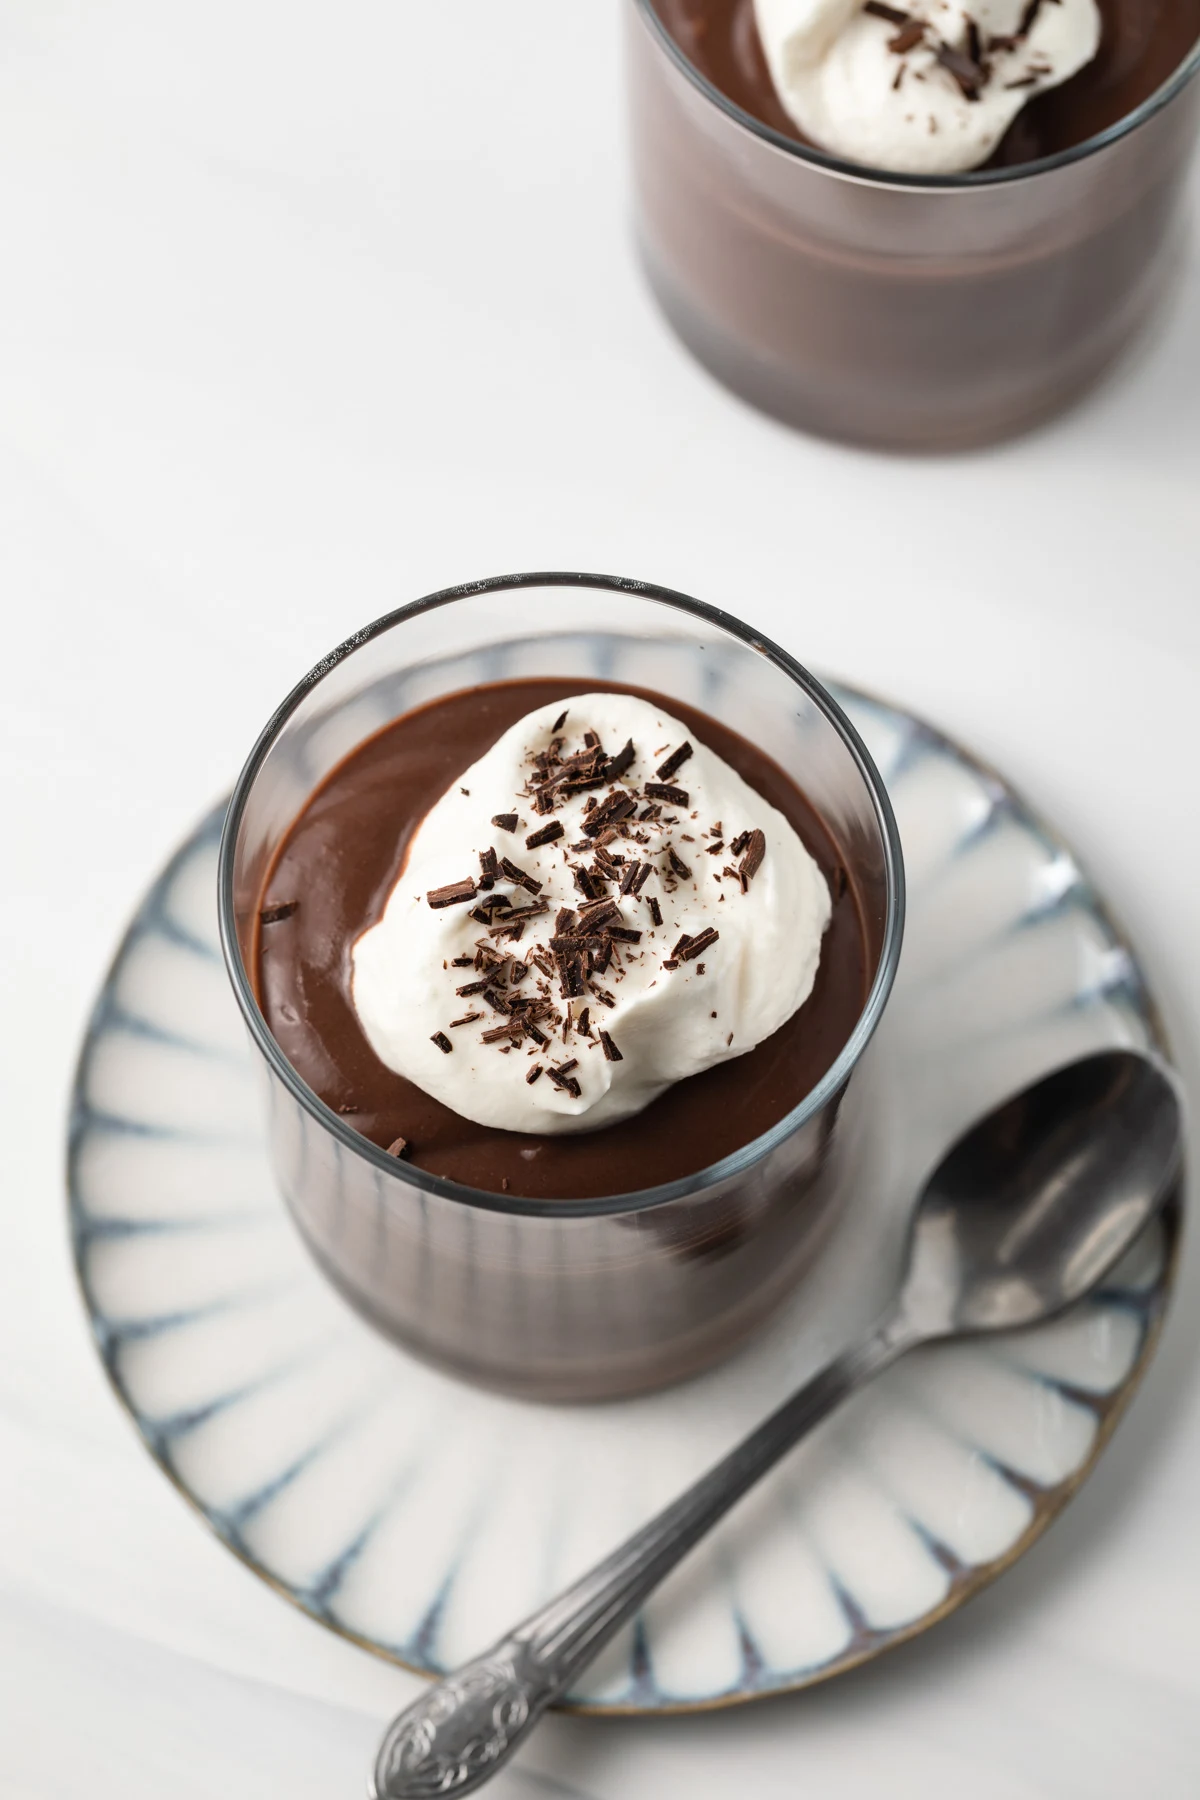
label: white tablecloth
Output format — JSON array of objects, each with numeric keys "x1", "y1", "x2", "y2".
[{"x1": 3, "y1": 4, "x2": 1199, "y2": 1794}]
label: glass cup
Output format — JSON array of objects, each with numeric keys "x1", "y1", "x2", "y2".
[
  {"x1": 628, "y1": 0, "x2": 1200, "y2": 449},
  {"x1": 218, "y1": 574, "x2": 904, "y2": 1401}
]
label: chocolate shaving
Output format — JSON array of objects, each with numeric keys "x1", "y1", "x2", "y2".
[
  {"x1": 259, "y1": 900, "x2": 299, "y2": 924},
  {"x1": 451, "y1": 955, "x2": 475, "y2": 968},
  {"x1": 1018, "y1": 0, "x2": 1042, "y2": 32},
  {"x1": 677, "y1": 927, "x2": 719, "y2": 962},
  {"x1": 639, "y1": 802, "x2": 662, "y2": 822},
  {"x1": 430, "y1": 1031, "x2": 453, "y2": 1054},
  {"x1": 729, "y1": 830, "x2": 752, "y2": 857},
  {"x1": 557, "y1": 952, "x2": 586, "y2": 999},
  {"x1": 551, "y1": 709, "x2": 569, "y2": 732},
  {"x1": 667, "y1": 846, "x2": 692, "y2": 880},
  {"x1": 577, "y1": 897, "x2": 621, "y2": 931},
  {"x1": 864, "y1": 0, "x2": 910, "y2": 20},
  {"x1": 573, "y1": 864, "x2": 604, "y2": 901},
  {"x1": 647, "y1": 895, "x2": 663, "y2": 927},
  {"x1": 449, "y1": 1012, "x2": 484, "y2": 1028},
  {"x1": 525, "y1": 820, "x2": 565, "y2": 850},
  {"x1": 523, "y1": 1020, "x2": 549, "y2": 1047},
  {"x1": 455, "y1": 978, "x2": 490, "y2": 996},
  {"x1": 526, "y1": 1063, "x2": 544, "y2": 1084},
  {"x1": 739, "y1": 828, "x2": 767, "y2": 884},
  {"x1": 604, "y1": 738, "x2": 636, "y2": 781},
  {"x1": 705, "y1": 839, "x2": 725, "y2": 856},
  {"x1": 577, "y1": 1006, "x2": 590, "y2": 1037},
  {"x1": 482, "y1": 986, "x2": 511, "y2": 1014},
  {"x1": 481, "y1": 1021, "x2": 525, "y2": 1044},
  {"x1": 546, "y1": 1064, "x2": 582, "y2": 1098},
  {"x1": 491, "y1": 812, "x2": 518, "y2": 832},
  {"x1": 655, "y1": 741, "x2": 694, "y2": 782},
  {"x1": 427, "y1": 879, "x2": 477, "y2": 910},
  {"x1": 488, "y1": 903, "x2": 549, "y2": 938},
  {"x1": 591, "y1": 987, "x2": 616, "y2": 1007},
  {"x1": 532, "y1": 787, "x2": 556, "y2": 815},
  {"x1": 478, "y1": 847, "x2": 499, "y2": 890},
  {"x1": 500, "y1": 857, "x2": 543, "y2": 893},
  {"x1": 644, "y1": 782, "x2": 689, "y2": 806},
  {"x1": 582, "y1": 791, "x2": 638, "y2": 837},
  {"x1": 470, "y1": 893, "x2": 512, "y2": 922},
  {"x1": 888, "y1": 20, "x2": 925, "y2": 51},
  {"x1": 598, "y1": 1030, "x2": 622, "y2": 1062},
  {"x1": 550, "y1": 932, "x2": 605, "y2": 958},
  {"x1": 722, "y1": 864, "x2": 750, "y2": 894},
  {"x1": 935, "y1": 41, "x2": 985, "y2": 98},
  {"x1": 620, "y1": 859, "x2": 652, "y2": 895},
  {"x1": 672, "y1": 932, "x2": 694, "y2": 959},
  {"x1": 386, "y1": 1137, "x2": 410, "y2": 1159},
  {"x1": 608, "y1": 926, "x2": 642, "y2": 944},
  {"x1": 1004, "y1": 73, "x2": 1037, "y2": 86},
  {"x1": 988, "y1": 31, "x2": 1020, "y2": 50}
]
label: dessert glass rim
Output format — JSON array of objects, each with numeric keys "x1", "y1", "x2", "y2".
[
  {"x1": 633, "y1": 0, "x2": 1200, "y2": 192},
  {"x1": 217, "y1": 570, "x2": 906, "y2": 1220}
]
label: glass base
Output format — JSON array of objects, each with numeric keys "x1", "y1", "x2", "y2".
[{"x1": 638, "y1": 232, "x2": 1174, "y2": 452}]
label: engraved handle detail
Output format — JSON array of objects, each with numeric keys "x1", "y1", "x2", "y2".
[
  {"x1": 372, "y1": 1649, "x2": 533, "y2": 1798},
  {"x1": 371, "y1": 1321, "x2": 911, "y2": 1799}
]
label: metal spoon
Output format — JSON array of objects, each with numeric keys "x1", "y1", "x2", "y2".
[{"x1": 371, "y1": 1049, "x2": 1182, "y2": 1800}]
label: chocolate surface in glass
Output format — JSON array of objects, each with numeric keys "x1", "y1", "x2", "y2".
[
  {"x1": 653, "y1": 0, "x2": 1200, "y2": 169},
  {"x1": 255, "y1": 680, "x2": 869, "y2": 1200}
]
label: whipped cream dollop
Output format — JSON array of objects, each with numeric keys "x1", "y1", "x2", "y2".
[
  {"x1": 753, "y1": 0, "x2": 1101, "y2": 175},
  {"x1": 352, "y1": 693, "x2": 832, "y2": 1136}
]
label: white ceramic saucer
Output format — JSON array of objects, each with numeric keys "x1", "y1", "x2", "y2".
[{"x1": 68, "y1": 683, "x2": 1180, "y2": 1714}]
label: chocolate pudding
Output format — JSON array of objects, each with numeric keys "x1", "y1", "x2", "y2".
[
  {"x1": 653, "y1": 0, "x2": 1200, "y2": 170},
  {"x1": 629, "y1": 0, "x2": 1200, "y2": 446},
  {"x1": 254, "y1": 680, "x2": 870, "y2": 1201}
]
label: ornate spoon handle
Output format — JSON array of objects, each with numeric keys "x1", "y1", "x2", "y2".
[{"x1": 371, "y1": 1321, "x2": 909, "y2": 1799}]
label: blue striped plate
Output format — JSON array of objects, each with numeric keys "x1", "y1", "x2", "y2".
[{"x1": 68, "y1": 684, "x2": 1179, "y2": 1713}]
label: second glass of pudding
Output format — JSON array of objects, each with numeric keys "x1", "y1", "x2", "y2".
[
  {"x1": 219, "y1": 574, "x2": 903, "y2": 1401},
  {"x1": 630, "y1": 0, "x2": 1200, "y2": 449}
]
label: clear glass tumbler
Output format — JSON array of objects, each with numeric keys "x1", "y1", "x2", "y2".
[
  {"x1": 628, "y1": 0, "x2": 1200, "y2": 449},
  {"x1": 218, "y1": 574, "x2": 904, "y2": 1401}
]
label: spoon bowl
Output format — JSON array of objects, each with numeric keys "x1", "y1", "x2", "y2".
[{"x1": 899, "y1": 1050, "x2": 1182, "y2": 1339}]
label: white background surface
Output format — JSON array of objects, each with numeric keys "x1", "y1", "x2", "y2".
[{"x1": 2, "y1": 2, "x2": 1199, "y2": 1794}]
